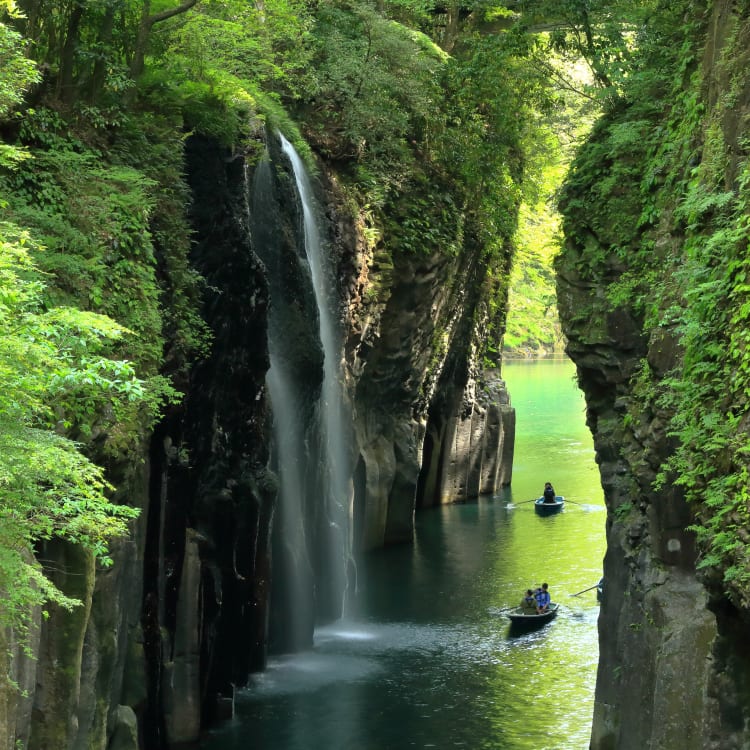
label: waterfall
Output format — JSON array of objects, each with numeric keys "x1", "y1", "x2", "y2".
[{"x1": 250, "y1": 135, "x2": 352, "y2": 651}]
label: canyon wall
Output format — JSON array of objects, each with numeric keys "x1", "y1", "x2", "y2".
[
  {"x1": 557, "y1": 1, "x2": 750, "y2": 747},
  {"x1": 145, "y1": 132, "x2": 517, "y2": 744},
  {"x1": 341, "y1": 197, "x2": 516, "y2": 550}
]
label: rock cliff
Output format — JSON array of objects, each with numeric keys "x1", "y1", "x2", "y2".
[
  {"x1": 557, "y1": 1, "x2": 750, "y2": 747},
  {"x1": 143, "y1": 133, "x2": 276, "y2": 747},
  {"x1": 139, "y1": 132, "x2": 516, "y2": 744},
  {"x1": 343, "y1": 208, "x2": 515, "y2": 549}
]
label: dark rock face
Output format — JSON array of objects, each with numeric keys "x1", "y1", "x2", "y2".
[
  {"x1": 13, "y1": 135, "x2": 276, "y2": 750},
  {"x1": 557, "y1": 256, "x2": 717, "y2": 749},
  {"x1": 342, "y1": 215, "x2": 514, "y2": 550},
  {"x1": 0, "y1": 609, "x2": 40, "y2": 749},
  {"x1": 143, "y1": 134, "x2": 275, "y2": 747},
  {"x1": 5, "y1": 463, "x2": 150, "y2": 750},
  {"x1": 419, "y1": 371, "x2": 514, "y2": 507}
]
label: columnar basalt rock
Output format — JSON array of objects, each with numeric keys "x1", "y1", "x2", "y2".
[
  {"x1": 558, "y1": 2, "x2": 750, "y2": 747},
  {"x1": 0, "y1": 589, "x2": 40, "y2": 748},
  {"x1": 340, "y1": 213, "x2": 515, "y2": 548},
  {"x1": 142, "y1": 134, "x2": 276, "y2": 748},
  {"x1": 433, "y1": 379, "x2": 515, "y2": 504},
  {"x1": 557, "y1": 256, "x2": 717, "y2": 749},
  {"x1": 0, "y1": 459, "x2": 151, "y2": 750}
]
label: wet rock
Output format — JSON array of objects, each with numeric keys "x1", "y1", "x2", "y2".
[{"x1": 107, "y1": 706, "x2": 138, "y2": 750}]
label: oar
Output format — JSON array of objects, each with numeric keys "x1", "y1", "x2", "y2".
[
  {"x1": 489, "y1": 606, "x2": 514, "y2": 617},
  {"x1": 507, "y1": 497, "x2": 539, "y2": 505},
  {"x1": 569, "y1": 583, "x2": 600, "y2": 597}
]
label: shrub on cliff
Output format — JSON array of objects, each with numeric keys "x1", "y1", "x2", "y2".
[{"x1": 0, "y1": 221, "x2": 144, "y2": 645}]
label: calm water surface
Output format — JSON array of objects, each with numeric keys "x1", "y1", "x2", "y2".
[{"x1": 202, "y1": 358, "x2": 605, "y2": 750}]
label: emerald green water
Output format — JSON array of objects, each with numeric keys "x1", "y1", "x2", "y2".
[{"x1": 202, "y1": 358, "x2": 605, "y2": 750}]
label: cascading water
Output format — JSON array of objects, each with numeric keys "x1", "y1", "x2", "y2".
[
  {"x1": 250, "y1": 134, "x2": 353, "y2": 652},
  {"x1": 278, "y1": 135, "x2": 352, "y2": 616}
]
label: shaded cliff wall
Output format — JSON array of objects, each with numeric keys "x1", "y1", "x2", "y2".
[
  {"x1": 339, "y1": 195, "x2": 515, "y2": 551},
  {"x1": 0, "y1": 131, "x2": 274, "y2": 750},
  {"x1": 143, "y1": 134, "x2": 275, "y2": 748},
  {"x1": 557, "y1": 1, "x2": 750, "y2": 747},
  {"x1": 0, "y1": 460, "x2": 153, "y2": 750}
]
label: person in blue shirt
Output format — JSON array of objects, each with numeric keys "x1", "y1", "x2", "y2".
[
  {"x1": 520, "y1": 589, "x2": 537, "y2": 613},
  {"x1": 535, "y1": 583, "x2": 551, "y2": 613}
]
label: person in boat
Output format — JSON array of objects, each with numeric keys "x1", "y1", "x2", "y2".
[
  {"x1": 535, "y1": 583, "x2": 551, "y2": 613},
  {"x1": 520, "y1": 589, "x2": 537, "y2": 613},
  {"x1": 543, "y1": 482, "x2": 556, "y2": 503}
]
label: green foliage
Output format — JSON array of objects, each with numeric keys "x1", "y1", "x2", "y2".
[
  {"x1": 107, "y1": 111, "x2": 212, "y2": 371},
  {"x1": 614, "y1": 501, "x2": 633, "y2": 519},
  {"x1": 505, "y1": 142, "x2": 569, "y2": 355},
  {"x1": 502, "y1": 42, "x2": 596, "y2": 356},
  {"x1": 430, "y1": 30, "x2": 551, "y2": 228},
  {"x1": 154, "y1": 0, "x2": 314, "y2": 95},
  {"x1": 559, "y1": 0, "x2": 750, "y2": 606},
  {"x1": 0, "y1": 21, "x2": 39, "y2": 118},
  {"x1": 658, "y1": 161, "x2": 750, "y2": 600},
  {"x1": 3, "y1": 103, "x2": 210, "y2": 379},
  {"x1": 298, "y1": 0, "x2": 584, "y2": 372},
  {"x1": 513, "y1": 0, "x2": 657, "y2": 99},
  {"x1": 0, "y1": 221, "x2": 142, "y2": 641},
  {"x1": 133, "y1": 0, "x2": 317, "y2": 147},
  {"x1": 304, "y1": 0, "x2": 443, "y2": 177},
  {"x1": 3, "y1": 143, "x2": 164, "y2": 366}
]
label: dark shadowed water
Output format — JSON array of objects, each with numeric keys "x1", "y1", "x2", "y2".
[{"x1": 201, "y1": 359, "x2": 604, "y2": 750}]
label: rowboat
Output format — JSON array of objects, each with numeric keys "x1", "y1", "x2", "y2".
[
  {"x1": 534, "y1": 496, "x2": 564, "y2": 515},
  {"x1": 507, "y1": 602, "x2": 560, "y2": 628}
]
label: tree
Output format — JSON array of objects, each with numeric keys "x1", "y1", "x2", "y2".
[
  {"x1": 0, "y1": 222, "x2": 143, "y2": 641},
  {"x1": 510, "y1": 0, "x2": 657, "y2": 100},
  {"x1": 0, "y1": 31, "x2": 144, "y2": 641},
  {"x1": 0, "y1": 18, "x2": 38, "y2": 120},
  {"x1": 130, "y1": 0, "x2": 200, "y2": 78}
]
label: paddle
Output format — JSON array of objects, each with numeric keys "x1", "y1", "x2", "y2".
[
  {"x1": 569, "y1": 583, "x2": 600, "y2": 597},
  {"x1": 490, "y1": 606, "x2": 519, "y2": 616},
  {"x1": 508, "y1": 497, "x2": 539, "y2": 505}
]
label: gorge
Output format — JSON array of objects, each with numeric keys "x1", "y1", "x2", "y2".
[{"x1": 3, "y1": 1, "x2": 750, "y2": 749}]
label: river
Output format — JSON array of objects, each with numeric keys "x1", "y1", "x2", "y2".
[{"x1": 201, "y1": 358, "x2": 605, "y2": 750}]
